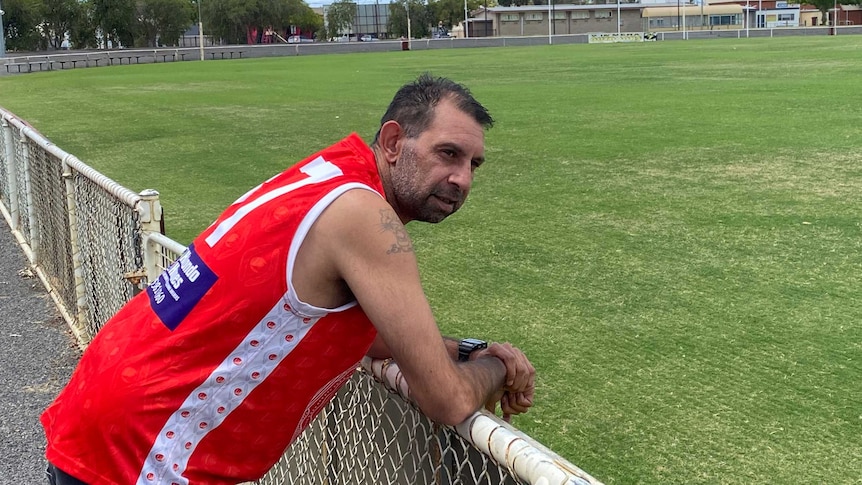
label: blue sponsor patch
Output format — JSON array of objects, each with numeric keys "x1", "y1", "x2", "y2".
[{"x1": 147, "y1": 244, "x2": 217, "y2": 330}]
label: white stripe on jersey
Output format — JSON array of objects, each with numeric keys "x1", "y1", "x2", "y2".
[
  {"x1": 136, "y1": 298, "x2": 315, "y2": 485},
  {"x1": 137, "y1": 176, "x2": 383, "y2": 484}
]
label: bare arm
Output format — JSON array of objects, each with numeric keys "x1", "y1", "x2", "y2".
[
  {"x1": 369, "y1": 334, "x2": 535, "y2": 420},
  {"x1": 319, "y1": 190, "x2": 507, "y2": 425}
]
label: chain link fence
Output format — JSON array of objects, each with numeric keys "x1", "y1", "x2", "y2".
[{"x1": 0, "y1": 105, "x2": 602, "y2": 485}]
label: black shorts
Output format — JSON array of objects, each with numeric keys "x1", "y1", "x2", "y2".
[{"x1": 46, "y1": 462, "x2": 88, "y2": 485}]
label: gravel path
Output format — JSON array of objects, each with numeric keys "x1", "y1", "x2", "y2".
[{"x1": 0, "y1": 226, "x2": 80, "y2": 485}]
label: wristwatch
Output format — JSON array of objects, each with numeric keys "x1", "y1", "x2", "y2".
[{"x1": 458, "y1": 338, "x2": 488, "y2": 362}]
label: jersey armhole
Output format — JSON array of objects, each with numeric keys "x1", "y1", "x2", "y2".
[{"x1": 285, "y1": 183, "x2": 383, "y2": 316}]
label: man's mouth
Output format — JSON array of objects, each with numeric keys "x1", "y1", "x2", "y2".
[{"x1": 433, "y1": 194, "x2": 459, "y2": 211}]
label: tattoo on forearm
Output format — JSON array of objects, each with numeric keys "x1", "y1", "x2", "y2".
[{"x1": 379, "y1": 209, "x2": 414, "y2": 254}]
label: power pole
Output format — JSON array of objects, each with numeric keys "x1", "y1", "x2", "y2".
[{"x1": 0, "y1": 1, "x2": 7, "y2": 58}]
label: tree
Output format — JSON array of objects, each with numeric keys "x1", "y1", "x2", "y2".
[
  {"x1": 1, "y1": 0, "x2": 42, "y2": 51},
  {"x1": 201, "y1": 0, "x2": 322, "y2": 45},
  {"x1": 387, "y1": 0, "x2": 431, "y2": 38},
  {"x1": 42, "y1": 0, "x2": 79, "y2": 49},
  {"x1": 134, "y1": 0, "x2": 195, "y2": 47},
  {"x1": 806, "y1": 0, "x2": 837, "y2": 25},
  {"x1": 288, "y1": 1, "x2": 324, "y2": 39},
  {"x1": 92, "y1": 0, "x2": 135, "y2": 48},
  {"x1": 428, "y1": 0, "x2": 472, "y2": 32},
  {"x1": 69, "y1": 0, "x2": 98, "y2": 49},
  {"x1": 202, "y1": 0, "x2": 252, "y2": 45},
  {"x1": 326, "y1": 0, "x2": 355, "y2": 40}
]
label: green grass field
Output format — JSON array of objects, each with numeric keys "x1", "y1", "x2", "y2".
[{"x1": 2, "y1": 36, "x2": 861, "y2": 484}]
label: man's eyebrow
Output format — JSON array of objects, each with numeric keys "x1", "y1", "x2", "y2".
[{"x1": 437, "y1": 142, "x2": 485, "y2": 165}]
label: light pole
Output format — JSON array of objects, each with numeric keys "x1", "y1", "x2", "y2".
[
  {"x1": 833, "y1": 0, "x2": 838, "y2": 35},
  {"x1": 0, "y1": 1, "x2": 6, "y2": 58},
  {"x1": 484, "y1": 0, "x2": 487, "y2": 36},
  {"x1": 617, "y1": 0, "x2": 621, "y2": 34},
  {"x1": 464, "y1": 0, "x2": 469, "y2": 38},
  {"x1": 682, "y1": 0, "x2": 686, "y2": 39},
  {"x1": 197, "y1": 0, "x2": 205, "y2": 61}
]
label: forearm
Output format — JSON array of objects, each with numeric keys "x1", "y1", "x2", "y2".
[
  {"x1": 442, "y1": 353, "x2": 508, "y2": 423},
  {"x1": 456, "y1": 356, "x2": 506, "y2": 412},
  {"x1": 443, "y1": 336, "x2": 460, "y2": 360}
]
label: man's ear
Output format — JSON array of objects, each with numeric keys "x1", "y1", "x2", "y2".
[{"x1": 377, "y1": 120, "x2": 403, "y2": 165}]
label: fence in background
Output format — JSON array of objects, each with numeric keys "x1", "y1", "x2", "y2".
[
  {"x1": 2, "y1": 26, "x2": 862, "y2": 75},
  {"x1": 0, "y1": 106, "x2": 602, "y2": 485}
]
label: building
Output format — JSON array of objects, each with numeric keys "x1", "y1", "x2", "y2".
[
  {"x1": 485, "y1": 2, "x2": 644, "y2": 37},
  {"x1": 321, "y1": 2, "x2": 392, "y2": 40},
  {"x1": 710, "y1": 0, "x2": 862, "y2": 28},
  {"x1": 321, "y1": 0, "x2": 860, "y2": 43}
]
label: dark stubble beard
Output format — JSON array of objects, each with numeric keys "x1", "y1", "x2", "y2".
[{"x1": 391, "y1": 144, "x2": 464, "y2": 224}]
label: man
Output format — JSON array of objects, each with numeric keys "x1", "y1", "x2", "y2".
[{"x1": 41, "y1": 73, "x2": 536, "y2": 485}]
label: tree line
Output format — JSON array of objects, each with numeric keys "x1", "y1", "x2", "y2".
[
  {"x1": 1, "y1": 0, "x2": 496, "y2": 52},
  {"x1": 5, "y1": 0, "x2": 861, "y2": 52},
  {"x1": 1, "y1": 0, "x2": 323, "y2": 51}
]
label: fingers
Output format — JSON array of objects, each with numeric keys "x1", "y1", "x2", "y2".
[
  {"x1": 475, "y1": 343, "x2": 536, "y2": 423},
  {"x1": 484, "y1": 342, "x2": 536, "y2": 394},
  {"x1": 500, "y1": 391, "x2": 534, "y2": 415}
]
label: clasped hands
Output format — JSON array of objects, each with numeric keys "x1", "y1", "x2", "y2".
[{"x1": 471, "y1": 342, "x2": 536, "y2": 423}]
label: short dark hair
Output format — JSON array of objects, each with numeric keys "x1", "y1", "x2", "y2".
[{"x1": 373, "y1": 73, "x2": 494, "y2": 144}]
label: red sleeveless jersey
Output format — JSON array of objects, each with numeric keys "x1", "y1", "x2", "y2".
[{"x1": 42, "y1": 134, "x2": 383, "y2": 485}]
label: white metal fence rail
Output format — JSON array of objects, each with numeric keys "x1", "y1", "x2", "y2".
[{"x1": 0, "y1": 106, "x2": 602, "y2": 485}]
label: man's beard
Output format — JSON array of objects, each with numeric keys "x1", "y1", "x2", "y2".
[{"x1": 391, "y1": 145, "x2": 464, "y2": 223}]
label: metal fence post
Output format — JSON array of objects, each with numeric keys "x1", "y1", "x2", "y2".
[
  {"x1": 138, "y1": 189, "x2": 163, "y2": 283},
  {"x1": 1, "y1": 117, "x2": 20, "y2": 231},
  {"x1": 61, "y1": 158, "x2": 91, "y2": 344},
  {"x1": 19, "y1": 132, "x2": 39, "y2": 264}
]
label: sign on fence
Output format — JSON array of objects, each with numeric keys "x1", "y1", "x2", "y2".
[{"x1": 588, "y1": 32, "x2": 645, "y2": 43}]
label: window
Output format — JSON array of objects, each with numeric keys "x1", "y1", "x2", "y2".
[
  {"x1": 501, "y1": 13, "x2": 519, "y2": 22},
  {"x1": 594, "y1": 10, "x2": 613, "y2": 19},
  {"x1": 572, "y1": 11, "x2": 589, "y2": 19},
  {"x1": 526, "y1": 12, "x2": 544, "y2": 21},
  {"x1": 649, "y1": 18, "x2": 665, "y2": 27},
  {"x1": 777, "y1": 13, "x2": 795, "y2": 21},
  {"x1": 709, "y1": 14, "x2": 736, "y2": 25},
  {"x1": 554, "y1": 12, "x2": 567, "y2": 20}
]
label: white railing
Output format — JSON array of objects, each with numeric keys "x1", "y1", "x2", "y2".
[{"x1": 0, "y1": 105, "x2": 603, "y2": 485}]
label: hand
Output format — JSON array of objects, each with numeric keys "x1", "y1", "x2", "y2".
[
  {"x1": 477, "y1": 343, "x2": 536, "y2": 422},
  {"x1": 473, "y1": 342, "x2": 536, "y2": 395},
  {"x1": 485, "y1": 390, "x2": 534, "y2": 423},
  {"x1": 500, "y1": 389, "x2": 534, "y2": 416},
  {"x1": 484, "y1": 388, "x2": 512, "y2": 423}
]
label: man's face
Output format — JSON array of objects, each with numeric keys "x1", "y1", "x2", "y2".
[{"x1": 390, "y1": 99, "x2": 486, "y2": 223}]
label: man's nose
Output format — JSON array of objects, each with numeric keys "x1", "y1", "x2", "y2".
[{"x1": 448, "y1": 161, "x2": 473, "y2": 192}]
